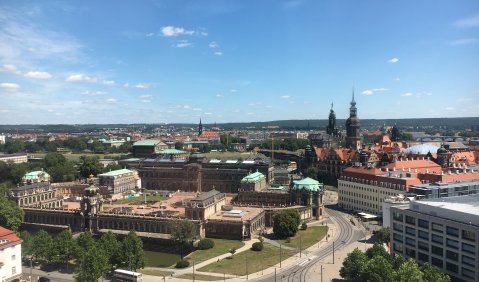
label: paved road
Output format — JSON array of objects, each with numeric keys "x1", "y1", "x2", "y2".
[{"x1": 252, "y1": 206, "x2": 360, "y2": 282}]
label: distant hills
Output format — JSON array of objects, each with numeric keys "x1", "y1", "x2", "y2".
[{"x1": 1, "y1": 117, "x2": 478, "y2": 133}]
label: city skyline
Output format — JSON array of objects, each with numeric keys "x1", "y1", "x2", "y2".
[{"x1": 0, "y1": 0, "x2": 478, "y2": 124}]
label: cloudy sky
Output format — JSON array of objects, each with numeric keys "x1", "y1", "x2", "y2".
[{"x1": 0, "y1": 0, "x2": 478, "y2": 124}]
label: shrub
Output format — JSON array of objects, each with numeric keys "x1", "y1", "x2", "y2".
[
  {"x1": 285, "y1": 237, "x2": 291, "y2": 243},
  {"x1": 198, "y1": 238, "x2": 215, "y2": 250},
  {"x1": 301, "y1": 222, "x2": 308, "y2": 230},
  {"x1": 175, "y1": 260, "x2": 190, "y2": 268},
  {"x1": 251, "y1": 242, "x2": 264, "y2": 251}
]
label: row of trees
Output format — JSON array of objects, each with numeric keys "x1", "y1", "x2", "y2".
[
  {"x1": 340, "y1": 244, "x2": 450, "y2": 282},
  {"x1": 260, "y1": 138, "x2": 310, "y2": 152},
  {"x1": 21, "y1": 230, "x2": 144, "y2": 282},
  {"x1": 0, "y1": 137, "x2": 132, "y2": 154}
]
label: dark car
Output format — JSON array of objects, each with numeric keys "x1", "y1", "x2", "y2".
[{"x1": 38, "y1": 277, "x2": 51, "y2": 282}]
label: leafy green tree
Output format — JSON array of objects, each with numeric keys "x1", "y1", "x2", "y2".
[
  {"x1": 420, "y1": 262, "x2": 451, "y2": 282},
  {"x1": 307, "y1": 166, "x2": 318, "y2": 180},
  {"x1": 53, "y1": 230, "x2": 76, "y2": 270},
  {"x1": 122, "y1": 230, "x2": 145, "y2": 271},
  {"x1": 0, "y1": 184, "x2": 24, "y2": 232},
  {"x1": 75, "y1": 231, "x2": 96, "y2": 260},
  {"x1": 339, "y1": 248, "x2": 368, "y2": 281},
  {"x1": 273, "y1": 209, "x2": 300, "y2": 239},
  {"x1": 32, "y1": 230, "x2": 54, "y2": 263},
  {"x1": 376, "y1": 227, "x2": 391, "y2": 244},
  {"x1": 19, "y1": 231, "x2": 33, "y2": 258},
  {"x1": 44, "y1": 152, "x2": 68, "y2": 168},
  {"x1": 75, "y1": 245, "x2": 109, "y2": 282},
  {"x1": 98, "y1": 231, "x2": 122, "y2": 267},
  {"x1": 396, "y1": 259, "x2": 424, "y2": 282},
  {"x1": 360, "y1": 255, "x2": 396, "y2": 282},
  {"x1": 365, "y1": 243, "x2": 389, "y2": 260},
  {"x1": 79, "y1": 155, "x2": 103, "y2": 178},
  {"x1": 391, "y1": 253, "x2": 406, "y2": 270},
  {"x1": 170, "y1": 220, "x2": 196, "y2": 259}
]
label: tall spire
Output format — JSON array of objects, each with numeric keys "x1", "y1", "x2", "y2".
[
  {"x1": 351, "y1": 87, "x2": 356, "y2": 107},
  {"x1": 198, "y1": 118, "x2": 203, "y2": 137}
]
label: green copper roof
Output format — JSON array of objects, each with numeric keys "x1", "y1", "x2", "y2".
[
  {"x1": 292, "y1": 177, "x2": 323, "y2": 192},
  {"x1": 23, "y1": 170, "x2": 50, "y2": 180},
  {"x1": 133, "y1": 140, "x2": 161, "y2": 146},
  {"x1": 159, "y1": 149, "x2": 188, "y2": 154},
  {"x1": 241, "y1": 171, "x2": 265, "y2": 183},
  {"x1": 98, "y1": 169, "x2": 133, "y2": 177}
]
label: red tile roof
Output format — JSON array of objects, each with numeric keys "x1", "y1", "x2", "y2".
[{"x1": 0, "y1": 226, "x2": 22, "y2": 250}]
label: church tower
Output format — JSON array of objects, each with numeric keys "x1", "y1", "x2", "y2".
[
  {"x1": 198, "y1": 118, "x2": 203, "y2": 137},
  {"x1": 345, "y1": 89, "x2": 361, "y2": 150},
  {"x1": 326, "y1": 102, "x2": 338, "y2": 136}
]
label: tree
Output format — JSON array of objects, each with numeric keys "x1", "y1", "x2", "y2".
[
  {"x1": 273, "y1": 209, "x2": 300, "y2": 239},
  {"x1": 420, "y1": 262, "x2": 451, "y2": 282},
  {"x1": 396, "y1": 259, "x2": 423, "y2": 282},
  {"x1": 0, "y1": 192, "x2": 24, "y2": 232},
  {"x1": 339, "y1": 248, "x2": 368, "y2": 281},
  {"x1": 391, "y1": 253, "x2": 406, "y2": 270},
  {"x1": 75, "y1": 231, "x2": 96, "y2": 260},
  {"x1": 98, "y1": 231, "x2": 122, "y2": 268},
  {"x1": 75, "y1": 245, "x2": 109, "y2": 282},
  {"x1": 79, "y1": 155, "x2": 103, "y2": 178},
  {"x1": 376, "y1": 227, "x2": 391, "y2": 244},
  {"x1": 44, "y1": 152, "x2": 68, "y2": 168},
  {"x1": 307, "y1": 166, "x2": 318, "y2": 180},
  {"x1": 360, "y1": 255, "x2": 396, "y2": 282},
  {"x1": 32, "y1": 230, "x2": 54, "y2": 263},
  {"x1": 19, "y1": 231, "x2": 33, "y2": 258},
  {"x1": 170, "y1": 220, "x2": 196, "y2": 259},
  {"x1": 122, "y1": 230, "x2": 145, "y2": 271},
  {"x1": 365, "y1": 243, "x2": 389, "y2": 260},
  {"x1": 53, "y1": 230, "x2": 76, "y2": 270}
]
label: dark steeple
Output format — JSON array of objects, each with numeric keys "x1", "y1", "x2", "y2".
[
  {"x1": 345, "y1": 88, "x2": 361, "y2": 150},
  {"x1": 198, "y1": 118, "x2": 203, "y2": 137},
  {"x1": 326, "y1": 102, "x2": 337, "y2": 135}
]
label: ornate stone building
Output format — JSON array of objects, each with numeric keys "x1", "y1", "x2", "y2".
[
  {"x1": 185, "y1": 190, "x2": 226, "y2": 220},
  {"x1": 345, "y1": 90, "x2": 361, "y2": 150},
  {"x1": 240, "y1": 171, "x2": 267, "y2": 192},
  {"x1": 8, "y1": 182, "x2": 63, "y2": 208}
]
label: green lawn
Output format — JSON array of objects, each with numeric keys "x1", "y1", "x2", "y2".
[
  {"x1": 144, "y1": 251, "x2": 181, "y2": 268},
  {"x1": 176, "y1": 274, "x2": 225, "y2": 281},
  {"x1": 139, "y1": 268, "x2": 174, "y2": 277},
  {"x1": 186, "y1": 238, "x2": 245, "y2": 264},
  {"x1": 276, "y1": 226, "x2": 328, "y2": 250},
  {"x1": 197, "y1": 243, "x2": 295, "y2": 276},
  {"x1": 31, "y1": 152, "x2": 128, "y2": 161},
  {"x1": 113, "y1": 195, "x2": 167, "y2": 205},
  {"x1": 204, "y1": 152, "x2": 251, "y2": 160}
]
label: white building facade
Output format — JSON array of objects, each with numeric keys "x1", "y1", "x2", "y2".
[{"x1": 0, "y1": 227, "x2": 22, "y2": 282}]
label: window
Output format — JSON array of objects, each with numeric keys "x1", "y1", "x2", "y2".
[
  {"x1": 432, "y1": 234, "x2": 443, "y2": 244},
  {"x1": 462, "y1": 242, "x2": 475, "y2": 254},
  {"x1": 418, "y1": 219, "x2": 429, "y2": 229},
  {"x1": 405, "y1": 215, "x2": 415, "y2": 225},
  {"x1": 418, "y1": 230, "x2": 429, "y2": 240},
  {"x1": 11, "y1": 254, "x2": 15, "y2": 260},
  {"x1": 446, "y1": 226, "x2": 459, "y2": 237},
  {"x1": 462, "y1": 268, "x2": 475, "y2": 279},
  {"x1": 393, "y1": 233, "x2": 403, "y2": 243},
  {"x1": 462, "y1": 230, "x2": 476, "y2": 242},
  {"x1": 406, "y1": 226, "x2": 415, "y2": 236},
  {"x1": 431, "y1": 257, "x2": 443, "y2": 268},
  {"x1": 418, "y1": 252, "x2": 428, "y2": 262},
  {"x1": 446, "y1": 262, "x2": 458, "y2": 273},
  {"x1": 432, "y1": 245, "x2": 443, "y2": 256},
  {"x1": 446, "y1": 250, "x2": 458, "y2": 261},
  {"x1": 462, "y1": 255, "x2": 475, "y2": 267},
  {"x1": 12, "y1": 266, "x2": 16, "y2": 275},
  {"x1": 446, "y1": 239, "x2": 458, "y2": 249},
  {"x1": 393, "y1": 243, "x2": 403, "y2": 252},
  {"x1": 418, "y1": 241, "x2": 429, "y2": 251},
  {"x1": 405, "y1": 247, "x2": 415, "y2": 258},
  {"x1": 393, "y1": 212, "x2": 403, "y2": 221},
  {"x1": 406, "y1": 237, "x2": 415, "y2": 247},
  {"x1": 432, "y1": 223, "x2": 443, "y2": 232}
]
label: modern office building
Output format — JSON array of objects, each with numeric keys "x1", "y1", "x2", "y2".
[
  {"x1": 98, "y1": 169, "x2": 137, "y2": 196},
  {"x1": 390, "y1": 195, "x2": 479, "y2": 282}
]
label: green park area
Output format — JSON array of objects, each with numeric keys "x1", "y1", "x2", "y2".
[
  {"x1": 204, "y1": 151, "x2": 251, "y2": 160},
  {"x1": 177, "y1": 273, "x2": 225, "y2": 281},
  {"x1": 186, "y1": 238, "x2": 245, "y2": 264},
  {"x1": 144, "y1": 251, "x2": 181, "y2": 267},
  {"x1": 276, "y1": 226, "x2": 329, "y2": 249},
  {"x1": 197, "y1": 243, "x2": 296, "y2": 276},
  {"x1": 113, "y1": 195, "x2": 167, "y2": 205},
  {"x1": 139, "y1": 268, "x2": 174, "y2": 277},
  {"x1": 31, "y1": 152, "x2": 128, "y2": 161}
]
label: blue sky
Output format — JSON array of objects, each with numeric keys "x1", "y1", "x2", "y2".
[{"x1": 0, "y1": 0, "x2": 478, "y2": 124}]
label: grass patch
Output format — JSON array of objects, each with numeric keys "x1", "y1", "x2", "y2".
[
  {"x1": 197, "y1": 243, "x2": 295, "y2": 276},
  {"x1": 144, "y1": 251, "x2": 181, "y2": 268},
  {"x1": 113, "y1": 195, "x2": 167, "y2": 205},
  {"x1": 204, "y1": 152, "x2": 251, "y2": 160},
  {"x1": 186, "y1": 238, "x2": 244, "y2": 264},
  {"x1": 176, "y1": 274, "x2": 225, "y2": 281},
  {"x1": 139, "y1": 268, "x2": 174, "y2": 277},
  {"x1": 31, "y1": 152, "x2": 128, "y2": 161},
  {"x1": 276, "y1": 226, "x2": 328, "y2": 249}
]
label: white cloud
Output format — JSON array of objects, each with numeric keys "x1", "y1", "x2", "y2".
[
  {"x1": 445, "y1": 106, "x2": 455, "y2": 111},
  {"x1": 401, "y1": 92, "x2": 414, "y2": 97},
  {"x1": 454, "y1": 14, "x2": 479, "y2": 28},
  {"x1": 280, "y1": 95, "x2": 291, "y2": 99},
  {"x1": 394, "y1": 77, "x2": 401, "y2": 81},
  {"x1": 2, "y1": 64, "x2": 20, "y2": 74},
  {"x1": 204, "y1": 112, "x2": 212, "y2": 115},
  {"x1": 81, "y1": 90, "x2": 107, "y2": 96},
  {"x1": 24, "y1": 71, "x2": 52, "y2": 79},
  {"x1": 183, "y1": 105, "x2": 191, "y2": 109},
  {"x1": 362, "y1": 88, "x2": 389, "y2": 96},
  {"x1": 102, "y1": 80, "x2": 115, "y2": 85},
  {"x1": 66, "y1": 74, "x2": 92, "y2": 82},
  {"x1": 362, "y1": 90, "x2": 373, "y2": 96},
  {"x1": 193, "y1": 108, "x2": 202, "y2": 111},
  {"x1": 0, "y1": 82, "x2": 20, "y2": 91},
  {"x1": 213, "y1": 51, "x2": 223, "y2": 56},
  {"x1": 230, "y1": 89, "x2": 238, "y2": 93},
  {"x1": 216, "y1": 94, "x2": 223, "y2": 97},
  {"x1": 388, "y1": 57, "x2": 399, "y2": 63},
  {"x1": 160, "y1": 26, "x2": 195, "y2": 37},
  {"x1": 209, "y1": 41, "x2": 219, "y2": 48},
  {"x1": 449, "y1": 38, "x2": 479, "y2": 46},
  {"x1": 106, "y1": 98, "x2": 117, "y2": 103},
  {"x1": 175, "y1": 40, "x2": 192, "y2": 48},
  {"x1": 135, "y1": 83, "x2": 150, "y2": 89},
  {"x1": 139, "y1": 94, "x2": 152, "y2": 99}
]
